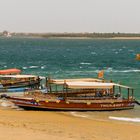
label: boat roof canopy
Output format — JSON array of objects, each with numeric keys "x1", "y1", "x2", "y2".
[
  {"x1": 65, "y1": 81, "x2": 113, "y2": 89},
  {"x1": 49, "y1": 78, "x2": 132, "y2": 89},
  {"x1": 65, "y1": 81, "x2": 132, "y2": 89},
  {"x1": 50, "y1": 78, "x2": 103, "y2": 85},
  {"x1": 0, "y1": 69, "x2": 21, "y2": 75},
  {"x1": 0, "y1": 74, "x2": 39, "y2": 78}
]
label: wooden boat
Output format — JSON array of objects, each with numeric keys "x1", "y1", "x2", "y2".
[
  {"x1": 0, "y1": 68, "x2": 21, "y2": 75},
  {"x1": 0, "y1": 74, "x2": 41, "y2": 89},
  {"x1": 3, "y1": 78, "x2": 135, "y2": 111},
  {"x1": 0, "y1": 68, "x2": 41, "y2": 89}
]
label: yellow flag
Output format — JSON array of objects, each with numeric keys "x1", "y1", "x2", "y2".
[{"x1": 98, "y1": 70, "x2": 104, "y2": 79}]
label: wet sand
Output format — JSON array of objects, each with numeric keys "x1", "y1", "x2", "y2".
[{"x1": 0, "y1": 109, "x2": 140, "y2": 140}]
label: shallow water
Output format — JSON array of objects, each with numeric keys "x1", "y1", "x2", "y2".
[{"x1": 68, "y1": 105, "x2": 140, "y2": 124}]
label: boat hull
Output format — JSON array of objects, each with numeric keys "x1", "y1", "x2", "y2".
[
  {"x1": 2, "y1": 80, "x2": 40, "y2": 88},
  {"x1": 6, "y1": 97, "x2": 135, "y2": 111}
]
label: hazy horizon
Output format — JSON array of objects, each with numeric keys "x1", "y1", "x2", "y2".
[
  {"x1": 2, "y1": 32, "x2": 140, "y2": 34},
  {"x1": 0, "y1": 0, "x2": 140, "y2": 33}
]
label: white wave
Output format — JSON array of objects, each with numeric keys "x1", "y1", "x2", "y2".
[
  {"x1": 113, "y1": 69, "x2": 140, "y2": 73},
  {"x1": 0, "y1": 100, "x2": 20, "y2": 109},
  {"x1": 70, "y1": 112, "x2": 89, "y2": 118},
  {"x1": 106, "y1": 68, "x2": 113, "y2": 72},
  {"x1": 109, "y1": 116, "x2": 140, "y2": 123},
  {"x1": 91, "y1": 52, "x2": 97, "y2": 55},
  {"x1": 80, "y1": 62, "x2": 91, "y2": 65},
  {"x1": 41, "y1": 66, "x2": 45, "y2": 69},
  {"x1": 0, "y1": 100, "x2": 14, "y2": 107},
  {"x1": 0, "y1": 102, "x2": 11, "y2": 107},
  {"x1": 64, "y1": 69, "x2": 140, "y2": 76},
  {"x1": 29, "y1": 66, "x2": 39, "y2": 69},
  {"x1": 128, "y1": 50, "x2": 134, "y2": 52},
  {"x1": 22, "y1": 67, "x2": 27, "y2": 69}
]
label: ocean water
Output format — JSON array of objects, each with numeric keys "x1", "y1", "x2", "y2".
[{"x1": 0, "y1": 37, "x2": 140, "y2": 122}]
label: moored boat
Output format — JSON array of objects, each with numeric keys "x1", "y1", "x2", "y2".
[
  {"x1": 0, "y1": 74, "x2": 41, "y2": 89},
  {"x1": 3, "y1": 78, "x2": 135, "y2": 111},
  {"x1": 0, "y1": 68, "x2": 21, "y2": 75}
]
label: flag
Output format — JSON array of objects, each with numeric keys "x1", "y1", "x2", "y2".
[
  {"x1": 136, "y1": 54, "x2": 140, "y2": 60},
  {"x1": 98, "y1": 70, "x2": 104, "y2": 79}
]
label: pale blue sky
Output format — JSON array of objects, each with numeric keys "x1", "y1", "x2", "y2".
[{"x1": 0, "y1": 0, "x2": 140, "y2": 33}]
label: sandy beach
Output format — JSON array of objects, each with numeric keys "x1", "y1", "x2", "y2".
[{"x1": 0, "y1": 109, "x2": 139, "y2": 140}]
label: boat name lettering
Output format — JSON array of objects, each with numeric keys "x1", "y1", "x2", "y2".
[{"x1": 100, "y1": 104, "x2": 124, "y2": 108}]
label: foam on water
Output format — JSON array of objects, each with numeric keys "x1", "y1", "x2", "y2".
[
  {"x1": 29, "y1": 66, "x2": 39, "y2": 69},
  {"x1": 22, "y1": 67, "x2": 27, "y2": 69},
  {"x1": 80, "y1": 62, "x2": 91, "y2": 65},
  {"x1": 70, "y1": 112, "x2": 89, "y2": 118},
  {"x1": 113, "y1": 69, "x2": 140, "y2": 73},
  {"x1": 109, "y1": 116, "x2": 140, "y2": 123},
  {"x1": 0, "y1": 99, "x2": 20, "y2": 110},
  {"x1": 64, "y1": 69, "x2": 140, "y2": 75},
  {"x1": 91, "y1": 52, "x2": 97, "y2": 55},
  {"x1": 41, "y1": 66, "x2": 45, "y2": 69}
]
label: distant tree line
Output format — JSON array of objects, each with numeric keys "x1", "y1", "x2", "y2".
[
  {"x1": 1, "y1": 32, "x2": 140, "y2": 38},
  {"x1": 23, "y1": 32, "x2": 140, "y2": 38},
  {"x1": 38, "y1": 32, "x2": 140, "y2": 38}
]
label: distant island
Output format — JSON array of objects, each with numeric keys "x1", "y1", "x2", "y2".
[{"x1": 1, "y1": 31, "x2": 140, "y2": 39}]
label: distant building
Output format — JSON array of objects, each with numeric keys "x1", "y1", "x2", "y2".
[{"x1": 3, "y1": 30, "x2": 12, "y2": 37}]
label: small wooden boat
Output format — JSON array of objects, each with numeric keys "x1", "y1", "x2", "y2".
[
  {"x1": 0, "y1": 68, "x2": 21, "y2": 75},
  {"x1": 0, "y1": 75, "x2": 41, "y2": 89},
  {"x1": 0, "y1": 68, "x2": 42, "y2": 89},
  {"x1": 3, "y1": 78, "x2": 135, "y2": 111}
]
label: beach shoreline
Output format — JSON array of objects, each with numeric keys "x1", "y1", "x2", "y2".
[
  {"x1": 38, "y1": 36, "x2": 140, "y2": 40},
  {"x1": 34, "y1": 36, "x2": 140, "y2": 40},
  {"x1": 0, "y1": 109, "x2": 140, "y2": 140}
]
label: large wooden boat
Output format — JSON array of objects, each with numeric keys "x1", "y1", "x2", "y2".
[{"x1": 3, "y1": 78, "x2": 135, "y2": 111}]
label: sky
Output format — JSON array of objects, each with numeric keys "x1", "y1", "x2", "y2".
[{"x1": 0, "y1": 0, "x2": 140, "y2": 33}]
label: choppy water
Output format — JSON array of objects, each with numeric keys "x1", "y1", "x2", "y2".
[{"x1": 0, "y1": 37, "x2": 140, "y2": 122}]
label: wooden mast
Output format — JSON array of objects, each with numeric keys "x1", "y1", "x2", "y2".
[
  {"x1": 64, "y1": 80, "x2": 67, "y2": 101},
  {"x1": 47, "y1": 76, "x2": 52, "y2": 93},
  {"x1": 128, "y1": 88, "x2": 130, "y2": 100},
  {"x1": 132, "y1": 89, "x2": 134, "y2": 99}
]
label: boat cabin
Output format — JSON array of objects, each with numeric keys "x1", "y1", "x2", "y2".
[{"x1": 46, "y1": 78, "x2": 134, "y2": 101}]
